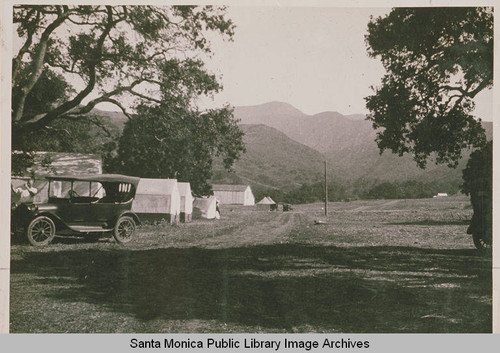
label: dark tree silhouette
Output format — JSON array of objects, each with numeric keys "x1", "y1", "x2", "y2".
[{"x1": 365, "y1": 7, "x2": 493, "y2": 251}]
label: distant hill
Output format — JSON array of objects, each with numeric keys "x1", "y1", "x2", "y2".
[
  {"x1": 91, "y1": 107, "x2": 129, "y2": 129},
  {"x1": 210, "y1": 124, "x2": 326, "y2": 190},
  {"x1": 234, "y1": 101, "x2": 492, "y2": 192},
  {"x1": 234, "y1": 102, "x2": 375, "y2": 152},
  {"x1": 90, "y1": 102, "x2": 492, "y2": 197}
]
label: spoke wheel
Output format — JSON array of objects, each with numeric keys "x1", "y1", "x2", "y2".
[
  {"x1": 26, "y1": 216, "x2": 56, "y2": 246},
  {"x1": 113, "y1": 216, "x2": 136, "y2": 244}
]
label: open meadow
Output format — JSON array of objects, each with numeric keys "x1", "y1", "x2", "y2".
[{"x1": 10, "y1": 196, "x2": 491, "y2": 333}]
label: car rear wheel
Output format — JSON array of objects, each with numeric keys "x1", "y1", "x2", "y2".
[
  {"x1": 113, "y1": 216, "x2": 136, "y2": 244},
  {"x1": 26, "y1": 216, "x2": 56, "y2": 246}
]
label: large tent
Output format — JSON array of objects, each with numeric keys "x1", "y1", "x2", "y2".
[
  {"x1": 132, "y1": 178, "x2": 180, "y2": 224},
  {"x1": 193, "y1": 196, "x2": 218, "y2": 219},
  {"x1": 178, "y1": 182, "x2": 194, "y2": 222},
  {"x1": 211, "y1": 184, "x2": 255, "y2": 205}
]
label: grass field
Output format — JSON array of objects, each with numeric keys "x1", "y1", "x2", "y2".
[{"x1": 10, "y1": 196, "x2": 492, "y2": 333}]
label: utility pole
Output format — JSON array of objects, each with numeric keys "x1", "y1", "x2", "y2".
[{"x1": 324, "y1": 160, "x2": 328, "y2": 216}]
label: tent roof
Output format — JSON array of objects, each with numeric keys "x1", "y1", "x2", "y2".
[
  {"x1": 136, "y1": 178, "x2": 178, "y2": 195},
  {"x1": 212, "y1": 184, "x2": 249, "y2": 192},
  {"x1": 257, "y1": 196, "x2": 276, "y2": 205},
  {"x1": 177, "y1": 182, "x2": 192, "y2": 196}
]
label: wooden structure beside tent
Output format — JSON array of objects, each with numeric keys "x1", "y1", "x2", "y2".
[
  {"x1": 178, "y1": 182, "x2": 194, "y2": 222},
  {"x1": 211, "y1": 184, "x2": 255, "y2": 206},
  {"x1": 193, "y1": 196, "x2": 218, "y2": 219},
  {"x1": 131, "y1": 178, "x2": 180, "y2": 224}
]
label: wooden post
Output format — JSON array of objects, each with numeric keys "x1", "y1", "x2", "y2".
[{"x1": 324, "y1": 160, "x2": 328, "y2": 216}]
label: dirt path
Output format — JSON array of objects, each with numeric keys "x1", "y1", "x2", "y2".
[{"x1": 196, "y1": 212, "x2": 306, "y2": 248}]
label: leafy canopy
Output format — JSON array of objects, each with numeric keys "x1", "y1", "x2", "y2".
[
  {"x1": 12, "y1": 5, "x2": 245, "y2": 185},
  {"x1": 12, "y1": 5, "x2": 234, "y2": 135},
  {"x1": 110, "y1": 103, "x2": 245, "y2": 196},
  {"x1": 365, "y1": 7, "x2": 492, "y2": 168}
]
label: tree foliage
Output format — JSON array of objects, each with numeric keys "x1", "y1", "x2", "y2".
[
  {"x1": 12, "y1": 5, "x2": 234, "y2": 136},
  {"x1": 12, "y1": 5, "x2": 245, "y2": 185},
  {"x1": 365, "y1": 7, "x2": 493, "y2": 168},
  {"x1": 109, "y1": 103, "x2": 245, "y2": 196},
  {"x1": 461, "y1": 141, "x2": 492, "y2": 197}
]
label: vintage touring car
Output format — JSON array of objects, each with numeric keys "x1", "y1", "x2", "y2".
[{"x1": 12, "y1": 174, "x2": 141, "y2": 246}]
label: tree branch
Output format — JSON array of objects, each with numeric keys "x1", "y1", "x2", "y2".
[
  {"x1": 12, "y1": 9, "x2": 39, "y2": 84},
  {"x1": 12, "y1": 6, "x2": 73, "y2": 123},
  {"x1": 15, "y1": 6, "x2": 120, "y2": 133}
]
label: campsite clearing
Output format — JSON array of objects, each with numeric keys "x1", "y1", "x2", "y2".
[{"x1": 10, "y1": 196, "x2": 491, "y2": 333}]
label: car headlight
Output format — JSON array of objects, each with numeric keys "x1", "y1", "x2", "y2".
[{"x1": 27, "y1": 204, "x2": 38, "y2": 212}]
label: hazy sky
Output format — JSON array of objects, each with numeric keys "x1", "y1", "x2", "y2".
[{"x1": 197, "y1": 6, "x2": 493, "y2": 120}]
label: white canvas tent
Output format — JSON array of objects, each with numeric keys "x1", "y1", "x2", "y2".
[
  {"x1": 433, "y1": 193, "x2": 449, "y2": 198},
  {"x1": 257, "y1": 196, "x2": 275, "y2": 205},
  {"x1": 256, "y1": 196, "x2": 276, "y2": 210},
  {"x1": 132, "y1": 178, "x2": 180, "y2": 224},
  {"x1": 178, "y1": 182, "x2": 194, "y2": 222},
  {"x1": 193, "y1": 196, "x2": 218, "y2": 219},
  {"x1": 211, "y1": 184, "x2": 255, "y2": 205}
]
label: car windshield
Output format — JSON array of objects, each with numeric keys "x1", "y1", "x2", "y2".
[
  {"x1": 49, "y1": 180, "x2": 106, "y2": 201},
  {"x1": 48, "y1": 179, "x2": 134, "y2": 203}
]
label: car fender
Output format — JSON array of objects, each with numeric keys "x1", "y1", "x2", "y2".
[
  {"x1": 115, "y1": 211, "x2": 141, "y2": 226},
  {"x1": 35, "y1": 212, "x2": 70, "y2": 231}
]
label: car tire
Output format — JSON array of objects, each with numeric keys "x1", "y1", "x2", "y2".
[
  {"x1": 113, "y1": 216, "x2": 136, "y2": 244},
  {"x1": 26, "y1": 216, "x2": 56, "y2": 247}
]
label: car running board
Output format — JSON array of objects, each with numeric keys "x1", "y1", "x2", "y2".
[{"x1": 68, "y1": 225, "x2": 113, "y2": 233}]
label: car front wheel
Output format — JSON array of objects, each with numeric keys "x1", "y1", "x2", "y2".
[
  {"x1": 26, "y1": 216, "x2": 56, "y2": 246},
  {"x1": 113, "y1": 216, "x2": 136, "y2": 244}
]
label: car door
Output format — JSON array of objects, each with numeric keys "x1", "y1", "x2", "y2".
[
  {"x1": 87, "y1": 182, "x2": 121, "y2": 227},
  {"x1": 51, "y1": 180, "x2": 89, "y2": 226},
  {"x1": 66, "y1": 181, "x2": 91, "y2": 225}
]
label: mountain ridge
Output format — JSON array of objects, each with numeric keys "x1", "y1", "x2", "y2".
[{"x1": 92, "y1": 101, "x2": 491, "y2": 196}]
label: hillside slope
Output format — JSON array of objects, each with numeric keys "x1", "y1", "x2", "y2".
[
  {"x1": 234, "y1": 102, "x2": 492, "y2": 190},
  {"x1": 234, "y1": 102, "x2": 374, "y2": 152},
  {"x1": 210, "y1": 124, "x2": 326, "y2": 190},
  {"x1": 91, "y1": 103, "x2": 491, "y2": 195}
]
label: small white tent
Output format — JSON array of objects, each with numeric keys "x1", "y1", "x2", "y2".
[
  {"x1": 193, "y1": 196, "x2": 218, "y2": 219},
  {"x1": 132, "y1": 178, "x2": 180, "y2": 224},
  {"x1": 257, "y1": 196, "x2": 275, "y2": 205},
  {"x1": 433, "y1": 193, "x2": 449, "y2": 198},
  {"x1": 256, "y1": 196, "x2": 276, "y2": 210},
  {"x1": 178, "y1": 182, "x2": 194, "y2": 222}
]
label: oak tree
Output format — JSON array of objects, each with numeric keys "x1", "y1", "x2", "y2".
[
  {"x1": 365, "y1": 7, "x2": 492, "y2": 168},
  {"x1": 365, "y1": 7, "x2": 493, "y2": 251},
  {"x1": 12, "y1": 5, "x2": 235, "y2": 143},
  {"x1": 110, "y1": 102, "x2": 245, "y2": 196}
]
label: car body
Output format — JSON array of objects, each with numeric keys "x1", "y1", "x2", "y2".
[{"x1": 12, "y1": 174, "x2": 141, "y2": 246}]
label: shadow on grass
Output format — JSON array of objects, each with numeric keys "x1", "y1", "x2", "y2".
[
  {"x1": 10, "y1": 244, "x2": 491, "y2": 333},
  {"x1": 388, "y1": 219, "x2": 470, "y2": 226}
]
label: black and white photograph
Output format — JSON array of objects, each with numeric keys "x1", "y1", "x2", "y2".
[{"x1": 1, "y1": 0, "x2": 496, "y2": 337}]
